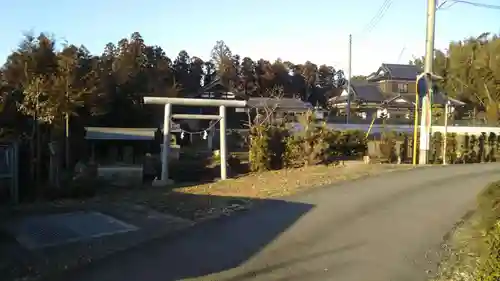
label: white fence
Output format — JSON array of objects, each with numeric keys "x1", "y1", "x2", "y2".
[
  {"x1": 222, "y1": 123, "x2": 500, "y2": 136},
  {"x1": 289, "y1": 123, "x2": 500, "y2": 136}
]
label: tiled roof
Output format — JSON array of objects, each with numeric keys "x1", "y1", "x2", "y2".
[
  {"x1": 382, "y1": 64, "x2": 421, "y2": 80},
  {"x1": 334, "y1": 82, "x2": 388, "y2": 103},
  {"x1": 196, "y1": 77, "x2": 247, "y2": 99},
  {"x1": 353, "y1": 83, "x2": 387, "y2": 101},
  {"x1": 367, "y1": 64, "x2": 422, "y2": 82},
  {"x1": 202, "y1": 77, "x2": 227, "y2": 92},
  {"x1": 247, "y1": 97, "x2": 313, "y2": 111}
]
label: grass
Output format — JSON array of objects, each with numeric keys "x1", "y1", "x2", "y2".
[
  {"x1": 90, "y1": 163, "x2": 416, "y2": 221},
  {"x1": 431, "y1": 181, "x2": 500, "y2": 281}
]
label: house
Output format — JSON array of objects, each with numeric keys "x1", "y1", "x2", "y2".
[
  {"x1": 330, "y1": 63, "x2": 466, "y2": 121},
  {"x1": 185, "y1": 76, "x2": 316, "y2": 128},
  {"x1": 366, "y1": 63, "x2": 420, "y2": 94},
  {"x1": 366, "y1": 63, "x2": 465, "y2": 108},
  {"x1": 330, "y1": 81, "x2": 414, "y2": 121},
  {"x1": 197, "y1": 77, "x2": 247, "y2": 100}
]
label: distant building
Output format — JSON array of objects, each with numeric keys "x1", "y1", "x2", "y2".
[
  {"x1": 186, "y1": 76, "x2": 317, "y2": 128},
  {"x1": 329, "y1": 63, "x2": 466, "y2": 121}
]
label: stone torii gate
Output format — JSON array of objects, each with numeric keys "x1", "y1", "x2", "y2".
[{"x1": 143, "y1": 97, "x2": 247, "y2": 185}]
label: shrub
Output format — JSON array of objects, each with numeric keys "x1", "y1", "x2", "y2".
[
  {"x1": 338, "y1": 130, "x2": 366, "y2": 158},
  {"x1": 399, "y1": 133, "x2": 410, "y2": 162},
  {"x1": 379, "y1": 130, "x2": 397, "y2": 163},
  {"x1": 470, "y1": 135, "x2": 479, "y2": 163},
  {"x1": 478, "y1": 133, "x2": 487, "y2": 163},
  {"x1": 447, "y1": 133, "x2": 458, "y2": 164},
  {"x1": 248, "y1": 110, "x2": 368, "y2": 170},
  {"x1": 248, "y1": 122, "x2": 271, "y2": 172},
  {"x1": 487, "y1": 133, "x2": 497, "y2": 162},
  {"x1": 284, "y1": 111, "x2": 338, "y2": 167},
  {"x1": 431, "y1": 132, "x2": 443, "y2": 164},
  {"x1": 248, "y1": 121, "x2": 288, "y2": 172}
]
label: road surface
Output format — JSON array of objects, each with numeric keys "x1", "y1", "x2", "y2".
[{"x1": 58, "y1": 164, "x2": 500, "y2": 281}]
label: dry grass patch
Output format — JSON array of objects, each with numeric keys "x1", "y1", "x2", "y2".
[
  {"x1": 179, "y1": 163, "x2": 413, "y2": 198},
  {"x1": 96, "y1": 163, "x2": 416, "y2": 220}
]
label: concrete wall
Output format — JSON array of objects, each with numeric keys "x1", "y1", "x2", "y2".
[{"x1": 97, "y1": 165, "x2": 143, "y2": 186}]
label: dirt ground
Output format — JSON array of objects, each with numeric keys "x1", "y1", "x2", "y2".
[
  {"x1": 92, "y1": 163, "x2": 417, "y2": 221},
  {"x1": 0, "y1": 162, "x2": 417, "y2": 281}
]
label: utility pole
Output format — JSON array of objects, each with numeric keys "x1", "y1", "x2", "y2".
[
  {"x1": 346, "y1": 34, "x2": 352, "y2": 124},
  {"x1": 65, "y1": 81, "x2": 70, "y2": 169},
  {"x1": 419, "y1": 0, "x2": 436, "y2": 165},
  {"x1": 65, "y1": 112, "x2": 70, "y2": 167}
]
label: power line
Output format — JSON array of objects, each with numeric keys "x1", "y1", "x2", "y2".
[
  {"x1": 360, "y1": 0, "x2": 387, "y2": 33},
  {"x1": 366, "y1": 1, "x2": 393, "y2": 33},
  {"x1": 362, "y1": 0, "x2": 393, "y2": 34},
  {"x1": 437, "y1": 0, "x2": 459, "y2": 9},
  {"x1": 360, "y1": 0, "x2": 394, "y2": 36},
  {"x1": 439, "y1": 0, "x2": 500, "y2": 10}
]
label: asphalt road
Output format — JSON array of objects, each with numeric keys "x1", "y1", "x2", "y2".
[{"x1": 61, "y1": 164, "x2": 500, "y2": 281}]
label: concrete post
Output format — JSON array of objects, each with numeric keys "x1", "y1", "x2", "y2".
[
  {"x1": 161, "y1": 103, "x2": 172, "y2": 182},
  {"x1": 419, "y1": 0, "x2": 437, "y2": 164},
  {"x1": 219, "y1": 105, "x2": 227, "y2": 180},
  {"x1": 346, "y1": 34, "x2": 352, "y2": 124}
]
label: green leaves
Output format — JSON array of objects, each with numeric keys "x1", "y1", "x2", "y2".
[{"x1": 441, "y1": 35, "x2": 500, "y2": 104}]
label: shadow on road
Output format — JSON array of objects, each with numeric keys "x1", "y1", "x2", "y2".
[{"x1": 50, "y1": 192, "x2": 318, "y2": 281}]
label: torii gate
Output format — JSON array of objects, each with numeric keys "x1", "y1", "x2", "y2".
[{"x1": 143, "y1": 97, "x2": 247, "y2": 185}]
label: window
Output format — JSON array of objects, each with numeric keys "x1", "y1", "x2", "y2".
[{"x1": 397, "y1": 83, "x2": 408, "y2": 93}]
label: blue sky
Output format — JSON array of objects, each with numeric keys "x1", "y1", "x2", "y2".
[{"x1": 1, "y1": 0, "x2": 499, "y2": 75}]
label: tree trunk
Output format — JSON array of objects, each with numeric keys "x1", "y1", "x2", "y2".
[
  {"x1": 30, "y1": 119, "x2": 37, "y2": 195},
  {"x1": 486, "y1": 101, "x2": 498, "y2": 126},
  {"x1": 48, "y1": 140, "x2": 61, "y2": 188},
  {"x1": 35, "y1": 121, "x2": 41, "y2": 188}
]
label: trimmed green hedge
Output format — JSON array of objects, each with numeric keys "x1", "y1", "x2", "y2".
[{"x1": 369, "y1": 131, "x2": 500, "y2": 164}]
